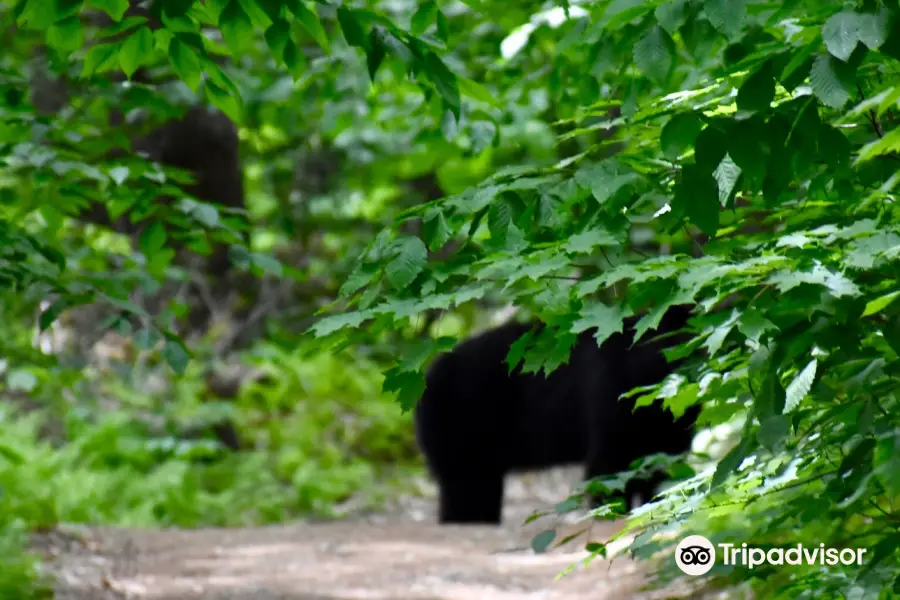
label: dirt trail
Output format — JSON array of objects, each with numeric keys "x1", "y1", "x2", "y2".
[{"x1": 35, "y1": 468, "x2": 711, "y2": 600}]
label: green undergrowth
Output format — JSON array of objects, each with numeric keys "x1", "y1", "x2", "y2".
[{"x1": 0, "y1": 345, "x2": 420, "y2": 597}]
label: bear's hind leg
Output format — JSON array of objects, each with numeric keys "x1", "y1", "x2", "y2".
[{"x1": 438, "y1": 474, "x2": 504, "y2": 524}]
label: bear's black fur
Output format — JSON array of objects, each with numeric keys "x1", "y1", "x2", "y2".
[{"x1": 414, "y1": 304, "x2": 699, "y2": 524}]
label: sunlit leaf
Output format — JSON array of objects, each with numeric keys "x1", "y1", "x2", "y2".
[{"x1": 785, "y1": 359, "x2": 817, "y2": 412}]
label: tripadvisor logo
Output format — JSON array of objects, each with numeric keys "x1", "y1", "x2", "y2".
[
  {"x1": 675, "y1": 535, "x2": 868, "y2": 576},
  {"x1": 675, "y1": 535, "x2": 716, "y2": 576}
]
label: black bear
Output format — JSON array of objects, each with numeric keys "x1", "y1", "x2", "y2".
[{"x1": 414, "y1": 304, "x2": 699, "y2": 524}]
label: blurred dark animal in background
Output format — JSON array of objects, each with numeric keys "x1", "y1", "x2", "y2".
[{"x1": 414, "y1": 304, "x2": 699, "y2": 524}]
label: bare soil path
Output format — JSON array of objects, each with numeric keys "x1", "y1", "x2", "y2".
[{"x1": 34, "y1": 468, "x2": 710, "y2": 600}]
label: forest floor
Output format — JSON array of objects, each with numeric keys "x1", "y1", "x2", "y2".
[{"x1": 33, "y1": 467, "x2": 719, "y2": 600}]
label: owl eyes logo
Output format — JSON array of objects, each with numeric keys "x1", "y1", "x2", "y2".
[
  {"x1": 675, "y1": 535, "x2": 716, "y2": 576},
  {"x1": 680, "y1": 545, "x2": 712, "y2": 565}
]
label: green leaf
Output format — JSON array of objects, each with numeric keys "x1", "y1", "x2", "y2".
[
  {"x1": 784, "y1": 359, "x2": 817, "y2": 412},
  {"x1": 633, "y1": 25, "x2": 675, "y2": 83},
  {"x1": 655, "y1": 0, "x2": 687, "y2": 35},
  {"x1": 424, "y1": 52, "x2": 461, "y2": 118},
  {"x1": 283, "y1": 43, "x2": 308, "y2": 80},
  {"x1": 0, "y1": 443, "x2": 25, "y2": 465},
  {"x1": 386, "y1": 236, "x2": 428, "y2": 289},
  {"x1": 675, "y1": 163, "x2": 719, "y2": 236},
  {"x1": 810, "y1": 54, "x2": 852, "y2": 109},
  {"x1": 251, "y1": 252, "x2": 284, "y2": 277},
  {"x1": 47, "y1": 16, "x2": 84, "y2": 54},
  {"x1": 436, "y1": 10, "x2": 449, "y2": 43},
  {"x1": 163, "y1": 338, "x2": 190, "y2": 374},
  {"x1": 251, "y1": 0, "x2": 282, "y2": 23},
  {"x1": 203, "y1": 60, "x2": 241, "y2": 97},
  {"x1": 236, "y1": 0, "x2": 273, "y2": 28},
  {"x1": 703, "y1": 0, "x2": 745, "y2": 40},
  {"x1": 602, "y1": 0, "x2": 653, "y2": 29},
  {"x1": 400, "y1": 331, "x2": 454, "y2": 366},
  {"x1": 537, "y1": 193, "x2": 563, "y2": 229},
  {"x1": 819, "y1": 125, "x2": 851, "y2": 168},
  {"x1": 487, "y1": 198, "x2": 511, "y2": 245},
  {"x1": 694, "y1": 124, "x2": 728, "y2": 173},
  {"x1": 88, "y1": 0, "x2": 129, "y2": 21},
  {"x1": 82, "y1": 42, "x2": 122, "y2": 77},
  {"x1": 713, "y1": 154, "x2": 740, "y2": 206},
  {"x1": 382, "y1": 368, "x2": 426, "y2": 412},
  {"x1": 660, "y1": 112, "x2": 704, "y2": 159},
  {"x1": 367, "y1": 28, "x2": 387, "y2": 81},
  {"x1": 206, "y1": 81, "x2": 243, "y2": 122},
  {"x1": 857, "y1": 10, "x2": 889, "y2": 50},
  {"x1": 337, "y1": 7, "x2": 367, "y2": 49},
  {"x1": 757, "y1": 415, "x2": 790, "y2": 451},
  {"x1": 574, "y1": 161, "x2": 639, "y2": 204},
  {"x1": 860, "y1": 540, "x2": 900, "y2": 586},
  {"x1": 874, "y1": 434, "x2": 900, "y2": 496},
  {"x1": 134, "y1": 328, "x2": 160, "y2": 351},
  {"x1": 862, "y1": 290, "x2": 900, "y2": 317},
  {"x1": 120, "y1": 26, "x2": 154, "y2": 78},
  {"x1": 727, "y1": 119, "x2": 767, "y2": 188},
  {"x1": 522, "y1": 327, "x2": 578, "y2": 375},
  {"x1": 411, "y1": 1, "x2": 437, "y2": 36},
  {"x1": 139, "y1": 222, "x2": 167, "y2": 256},
  {"x1": 19, "y1": 0, "x2": 82, "y2": 30},
  {"x1": 422, "y1": 209, "x2": 451, "y2": 251},
  {"x1": 148, "y1": 248, "x2": 175, "y2": 277},
  {"x1": 39, "y1": 299, "x2": 69, "y2": 332},
  {"x1": 822, "y1": 11, "x2": 860, "y2": 62},
  {"x1": 555, "y1": 497, "x2": 580, "y2": 515},
  {"x1": 458, "y1": 77, "x2": 499, "y2": 107},
  {"x1": 703, "y1": 310, "x2": 738, "y2": 357},
  {"x1": 158, "y1": 0, "x2": 192, "y2": 22},
  {"x1": 680, "y1": 13, "x2": 717, "y2": 59},
  {"x1": 108, "y1": 166, "x2": 129, "y2": 185},
  {"x1": 779, "y1": 41, "x2": 817, "y2": 89},
  {"x1": 181, "y1": 200, "x2": 221, "y2": 228},
  {"x1": 219, "y1": 0, "x2": 254, "y2": 53},
  {"x1": 564, "y1": 228, "x2": 619, "y2": 254},
  {"x1": 470, "y1": 120, "x2": 497, "y2": 153},
  {"x1": 339, "y1": 266, "x2": 376, "y2": 298},
  {"x1": 585, "y1": 542, "x2": 607, "y2": 557},
  {"x1": 856, "y1": 127, "x2": 900, "y2": 164},
  {"x1": 747, "y1": 346, "x2": 782, "y2": 398},
  {"x1": 736, "y1": 62, "x2": 774, "y2": 112},
  {"x1": 711, "y1": 431, "x2": 752, "y2": 488},
  {"x1": 525, "y1": 511, "x2": 549, "y2": 526},
  {"x1": 311, "y1": 311, "x2": 373, "y2": 337},
  {"x1": 506, "y1": 328, "x2": 536, "y2": 373},
  {"x1": 572, "y1": 303, "x2": 625, "y2": 347},
  {"x1": 531, "y1": 529, "x2": 557, "y2": 554},
  {"x1": 265, "y1": 19, "x2": 291, "y2": 63},
  {"x1": 767, "y1": 264, "x2": 861, "y2": 297},
  {"x1": 289, "y1": 1, "x2": 330, "y2": 52},
  {"x1": 168, "y1": 38, "x2": 203, "y2": 91}
]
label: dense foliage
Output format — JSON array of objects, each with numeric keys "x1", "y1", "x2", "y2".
[{"x1": 2, "y1": 0, "x2": 900, "y2": 598}]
